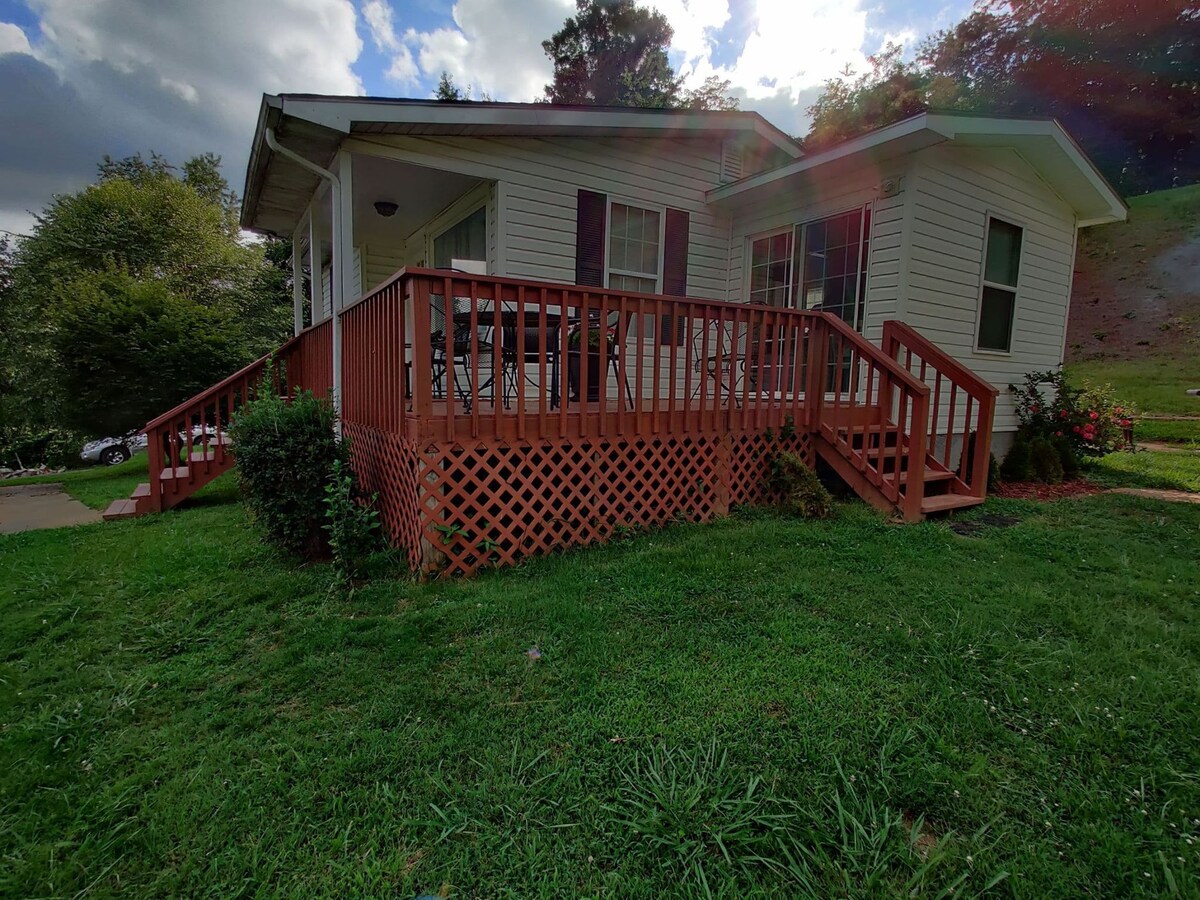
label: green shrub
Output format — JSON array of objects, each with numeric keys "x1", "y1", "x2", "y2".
[
  {"x1": 770, "y1": 451, "x2": 833, "y2": 519},
  {"x1": 1000, "y1": 437, "x2": 1033, "y2": 483},
  {"x1": 1011, "y1": 369, "x2": 1134, "y2": 458},
  {"x1": 988, "y1": 453, "x2": 1001, "y2": 491},
  {"x1": 0, "y1": 425, "x2": 87, "y2": 470},
  {"x1": 324, "y1": 456, "x2": 382, "y2": 593},
  {"x1": 229, "y1": 384, "x2": 342, "y2": 558},
  {"x1": 1054, "y1": 435, "x2": 1081, "y2": 480},
  {"x1": 1029, "y1": 436, "x2": 1065, "y2": 484}
]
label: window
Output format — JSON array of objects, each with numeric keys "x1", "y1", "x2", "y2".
[
  {"x1": 606, "y1": 202, "x2": 661, "y2": 293},
  {"x1": 977, "y1": 217, "x2": 1022, "y2": 352},
  {"x1": 795, "y1": 207, "x2": 871, "y2": 331},
  {"x1": 748, "y1": 230, "x2": 793, "y2": 306},
  {"x1": 433, "y1": 205, "x2": 486, "y2": 270},
  {"x1": 744, "y1": 206, "x2": 871, "y2": 331}
]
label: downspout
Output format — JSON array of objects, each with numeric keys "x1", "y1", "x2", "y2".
[{"x1": 264, "y1": 127, "x2": 343, "y2": 429}]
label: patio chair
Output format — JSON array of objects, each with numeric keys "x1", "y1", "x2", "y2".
[
  {"x1": 500, "y1": 320, "x2": 564, "y2": 409},
  {"x1": 566, "y1": 310, "x2": 635, "y2": 407},
  {"x1": 691, "y1": 316, "x2": 744, "y2": 404},
  {"x1": 429, "y1": 293, "x2": 498, "y2": 411}
]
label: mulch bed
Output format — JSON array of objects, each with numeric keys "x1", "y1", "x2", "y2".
[{"x1": 993, "y1": 478, "x2": 1105, "y2": 501}]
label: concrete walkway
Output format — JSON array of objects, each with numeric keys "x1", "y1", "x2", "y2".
[
  {"x1": 1108, "y1": 487, "x2": 1200, "y2": 505},
  {"x1": 0, "y1": 483, "x2": 102, "y2": 533}
]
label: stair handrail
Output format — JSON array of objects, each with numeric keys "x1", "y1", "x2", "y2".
[
  {"x1": 882, "y1": 321, "x2": 999, "y2": 402},
  {"x1": 882, "y1": 319, "x2": 998, "y2": 500}
]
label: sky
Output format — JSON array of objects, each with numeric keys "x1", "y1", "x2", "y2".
[{"x1": 0, "y1": 0, "x2": 972, "y2": 237}]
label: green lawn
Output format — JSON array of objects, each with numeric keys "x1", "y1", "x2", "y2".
[
  {"x1": 1067, "y1": 354, "x2": 1200, "y2": 445},
  {"x1": 2, "y1": 452, "x2": 150, "y2": 510},
  {"x1": 1085, "y1": 447, "x2": 1200, "y2": 492},
  {"x1": 3, "y1": 479, "x2": 1200, "y2": 896}
]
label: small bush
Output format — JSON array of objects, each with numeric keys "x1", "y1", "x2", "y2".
[
  {"x1": 1000, "y1": 438, "x2": 1032, "y2": 483},
  {"x1": 770, "y1": 451, "x2": 833, "y2": 519},
  {"x1": 324, "y1": 456, "x2": 382, "y2": 592},
  {"x1": 0, "y1": 425, "x2": 88, "y2": 470},
  {"x1": 229, "y1": 383, "x2": 343, "y2": 559},
  {"x1": 1011, "y1": 369, "x2": 1134, "y2": 458},
  {"x1": 1029, "y1": 436, "x2": 1065, "y2": 484},
  {"x1": 988, "y1": 453, "x2": 1001, "y2": 491},
  {"x1": 1054, "y1": 435, "x2": 1081, "y2": 480}
]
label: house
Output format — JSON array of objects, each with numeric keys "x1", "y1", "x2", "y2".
[{"x1": 111, "y1": 95, "x2": 1127, "y2": 576}]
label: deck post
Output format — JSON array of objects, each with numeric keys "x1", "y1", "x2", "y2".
[{"x1": 805, "y1": 315, "x2": 828, "y2": 434}]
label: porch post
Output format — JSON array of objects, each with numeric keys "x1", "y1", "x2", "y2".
[
  {"x1": 291, "y1": 228, "x2": 304, "y2": 336},
  {"x1": 331, "y1": 150, "x2": 354, "y2": 428},
  {"x1": 308, "y1": 197, "x2": 322, "y2": 321}
]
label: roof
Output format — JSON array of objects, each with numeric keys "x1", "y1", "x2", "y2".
[
  {"x1": 707, "y1": 111, "x2": 1127, "y2": 226},
  {"x1": 241, "y1": 94, "x2": 801, "y2": 231}
]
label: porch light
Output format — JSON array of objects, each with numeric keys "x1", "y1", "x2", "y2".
[{"x1": 374, "y1": 200, "x2": 399, "y2": 217}]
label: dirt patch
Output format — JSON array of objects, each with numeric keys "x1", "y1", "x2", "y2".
[
  {"x1": 1068, "y1": 190, "x2": 1199, "y2": 360},
  {"x1": 993, "y1": 479, "x2": 1105, "y2": 501},
  {"x1": 949, "y1": 513, "x2": 1022, "y2": 536},
  {"x1": 0, "y1": 483, "x2": 102, "y2": 533}
]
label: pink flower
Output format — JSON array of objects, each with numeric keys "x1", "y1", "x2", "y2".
[
  {"x1": 1030, "y1": 404, "x2": 1040, "y2": 413},
  {"x1": 1060, "y1": 410, "x2": 1069, "y2": 418},
  {"x1": 1072, "y1": 425, "x2": 1081, "y2": 433},
  {"x1": 1122, "y1": 419, "x2": 1131, "y2": 427},
  {"x1": 1055, "y1": 431, "x2": 1063, "y2": 437},
  {"x1": 1089, "y1": 411, "x2": 1099, "y2": 421}
]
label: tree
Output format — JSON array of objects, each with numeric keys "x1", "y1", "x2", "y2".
[
  {"x1": 543, "y1": 0, "x2": 679, "y2": 106},
  {"x1": 921, "y1": 0, "x2": 1200, "y2": 192},
  {"x1": 681, "y1": 76, "x2": 740, "y2": 111},
  {"x1": 2, "y1": 153, "x2": 292, "y2": 441},
  {"x1": 435, "y1": 71, "x2": 465, "y2": 101},
  {"x1": 541, "y1": 0, "x2": 739, "y2": 110},
  {"x1": 804, "y1": 44, "x2": 963, "y2": 151}
]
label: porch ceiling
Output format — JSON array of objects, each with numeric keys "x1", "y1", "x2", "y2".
[{"x1": 351, "y1": 154, "x2": 484, "y2": 247}]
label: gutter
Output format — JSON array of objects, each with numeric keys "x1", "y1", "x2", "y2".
[{"x1": 264, "y1": 127, "x2": 344, "y2": 430}]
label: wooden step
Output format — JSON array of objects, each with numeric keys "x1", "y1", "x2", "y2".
[
  {"x1": 102, "y1": 498, "x2": 138, "y2": 520},
  {"x1": 131, "y1": 483, "x2": 152, "y2": 499},
  {"x1": 921, "y1": 494, "x2": 985, "y2": 515},
  {"x1": 900, "y1": 466, "x2": 957, "y2": 485},
  {"x1": 161, "y1": 466, "x2": 189, "y2": 480},
  {"x1": 188, "y1": 449, "x2": 230, "y2": 464}
]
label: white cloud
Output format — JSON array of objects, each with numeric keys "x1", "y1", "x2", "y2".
[
  {"x1": 409, "y1": 0, "x2": 573, "y2": 100},
  {"x1": 363, "y1": 0, "x2": 402, "y2": 51},
  {"x1": 0, "y1": 0, "x2": 364, "y2": 232},
  {"x1": 0, "y1": 22, "x2": 32, "y2": 56}
]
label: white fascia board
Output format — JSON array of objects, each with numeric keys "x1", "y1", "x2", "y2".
[
  {"x1": 276, "y1": 96, "x2": 801, "y2": 157},
  {"x1": 706, "y1": 113, "x2": 945, "y2": 204}
]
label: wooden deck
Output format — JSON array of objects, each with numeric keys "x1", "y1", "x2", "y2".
[{"x1": 116, "y1": 268, "x2": 997, "y2": 577}]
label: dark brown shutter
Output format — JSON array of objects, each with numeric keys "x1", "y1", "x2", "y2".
[
  {"x1": 661, "y1": 208, "x2": 689, "y2": 344},
  {"x1": 575, "y1": 189, "x2": 607, "y2": 287}
]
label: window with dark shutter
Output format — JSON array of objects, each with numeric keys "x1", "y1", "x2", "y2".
[
  {"x1": 660, "y1": 208, "x2": 689, "y2": 344},
  {"x1": 575, "y1": 189, "x2": 607, "y2": 287}
]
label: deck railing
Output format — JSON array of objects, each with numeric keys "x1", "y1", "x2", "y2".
[
  {"x1": 369, "y1": 268, "x2": 820, "y2": 442},
  {"x1": 883, "y1": 319, "x2": 998, "y2": 500}
]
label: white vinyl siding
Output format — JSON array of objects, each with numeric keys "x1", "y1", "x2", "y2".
[
  {"x1": 344, "y1": 134, "x2": 735, "y2": 302},
  {"x1": 902, "y1": 145, "x2": 1077, "y2": 434}
]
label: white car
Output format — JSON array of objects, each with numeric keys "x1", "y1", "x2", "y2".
[
  {"x1": 80, "y1": 426, "x2": 217, "y2": 466},
  {"x1": 80, "y1": 431, "x2": 149, "y2": 466}
]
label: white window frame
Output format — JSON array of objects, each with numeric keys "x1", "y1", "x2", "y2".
[
  {"x1": 743, "y1": 226, "x2": 794, "y2": 307},
  {"x1": 603, "y1": 196, "x2": 667, "y2": 294},
  {"x1": 424, "y1": 185, "x2": 490, "y2": 272},
  {"x1": 742, "y1": 203, "x2": 874, "y2": 332},
  {"x1": 974, "y1": 212, "x2": 1024, "y2": 356}
]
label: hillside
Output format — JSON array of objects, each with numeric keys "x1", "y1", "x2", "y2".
[{"x1": 1068, "y1": 184, "x2": 1200, "y2": 360}]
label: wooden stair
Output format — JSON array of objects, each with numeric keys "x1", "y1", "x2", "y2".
[{"x1": 103, "y1": 433, "x2": 237, "y2": 520}]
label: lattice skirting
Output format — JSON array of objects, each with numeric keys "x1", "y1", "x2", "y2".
[
  {"x1": 346, "y1": 427, "x2": 812, "y2": 578},
  {"x1": 343, "y1": 424, "x2": 423, "y2": 571}
]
